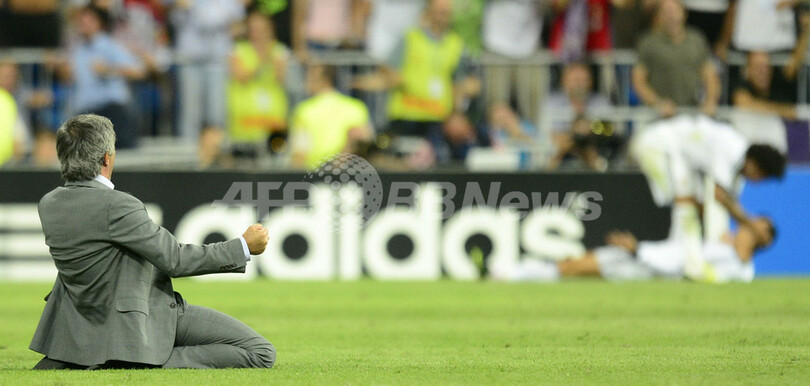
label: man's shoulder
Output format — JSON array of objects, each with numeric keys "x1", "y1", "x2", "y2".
[
  {"x1": 334, "y1": 93, "x2": 369, "y2": 113},
  {"x1": 636, "y1": 31, "x2": 663, "y2": 50},
  {"x1": 684, "y1": 27, "x2": 709, "y2": 45},
  {"x1": 40, "y1": 183, "x2": 140, "y2": 210}
]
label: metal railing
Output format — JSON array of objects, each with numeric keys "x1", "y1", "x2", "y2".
[{"x1": 2, "y1": 48, "x2": 808, "y2": 169}]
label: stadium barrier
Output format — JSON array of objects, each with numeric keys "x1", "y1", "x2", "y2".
[
  {"x1": 0, "y1": 170, "x2": 670, "y2": 281},
  {"x1": 5, "y1": 48, "x2": 810, "y2": 138},
  {"x1": 3, "y1": 168, "x2": 807, "y2": 280}
]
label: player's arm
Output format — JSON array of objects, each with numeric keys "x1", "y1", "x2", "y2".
[
  {"x1": 784, "y1": 10, "x2": 810, "y2": 81},
  {"x1": 732, "y1": 88, "x2": 797, "y2": 119},
  {"x1": 632, "y1": 64, "x2": 675, "y2": 117},
  {"x1": 714, "y1": 184, "x2": 749, "y2": 224},
  {"x1": 713, "y1": 0, "x2": 736, "y2": 61},
  {"x1": 716, "y1": 185, "x2": 775, "y2": 244},
  {"x1": 700, "y1": 61, "x2": 720, "y2": 117},
  {"x1": 107, "y1": 193, "x2": 265, "y2": 277}
]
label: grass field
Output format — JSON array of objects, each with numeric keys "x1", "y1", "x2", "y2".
[{"x1": 1, "y1": 279, "x2": 809, "y2": 385}]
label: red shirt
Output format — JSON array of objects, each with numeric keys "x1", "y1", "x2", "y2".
[{"x1": 550, "y1": 0, "x2": 612, "y2": 53}]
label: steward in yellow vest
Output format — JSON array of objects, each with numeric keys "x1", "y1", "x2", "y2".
[
  {"x1": 228, "y1": 12, "x2": 289, "y2": 145},
  {"x1": 290, "y1": 64, "x2": 373, "y2": 169},
  {"x1": 0, "y1": 88, "x2": 17, "y2": 166},
  {"x1": 387, "y1": 27, "x2": 464, "y2": 123},
  {"x1": 381, "y1": 0, "x2": 470, "y2": 144}
]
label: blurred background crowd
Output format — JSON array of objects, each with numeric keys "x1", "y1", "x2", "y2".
[{"x1": 1, "y1": 0, "x2": 809, "y2": 171}]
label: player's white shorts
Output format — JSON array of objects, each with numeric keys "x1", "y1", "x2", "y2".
[{"x1": 630, "y1": 124, "x2": 700, "y2": 207}]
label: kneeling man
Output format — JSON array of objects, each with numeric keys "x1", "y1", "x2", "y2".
[{"x1": 31, "y1": 114, "x2": 274, "y2": 370}]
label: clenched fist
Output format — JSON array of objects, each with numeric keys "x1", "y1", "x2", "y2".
[{"x1": 242, "y1": 224, "x2": 269, "y2": 255}]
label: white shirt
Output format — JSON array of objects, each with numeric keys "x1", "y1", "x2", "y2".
[
  {"x1": 644, "y1": 115, "x2": 748, "y2": 193},
  {"x1": 366, "y1": 0, "x2": 425, "y2": 61},
  {"x1": 94, "y1": 175, "x2": 252, "y2": 260},
  {"x1": 681, "y1": 0, "x2": 729, "y2": 13},
  {"x1": 483, "y1": 0, "x2": 542, "y2": 58},
  {"x1": 733, "y1": 0, "x2": 796, "y2": 52}
]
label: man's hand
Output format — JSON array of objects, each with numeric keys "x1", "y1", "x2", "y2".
[
  {"x1": 748, "y1": 218, "x2": 774, "y2": 246},
  {"x1": 656, "y1": 99, "x2": 677, "y2": 117},
  {"x1": 93, "y1": 61, "x2": 110, "y2": 77},
  {"x1": 701, "y1": 100, "x2": 718, "y2": 117},
  {"x1": 242, "y1": 224, "x2": 269, "y2": 255}
]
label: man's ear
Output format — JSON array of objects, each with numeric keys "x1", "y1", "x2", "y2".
[{"x1": 102, "y1": 153, "x2": 110, "y2": 167}]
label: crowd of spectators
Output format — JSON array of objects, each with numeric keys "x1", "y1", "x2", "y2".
[{"x1": 0, "y1": 0, "x2": 808, "y2": 170}]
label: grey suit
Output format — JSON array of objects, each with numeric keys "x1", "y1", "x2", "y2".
[{"x1": 30, "y1": 179, "x2": 275, "y2": 369}]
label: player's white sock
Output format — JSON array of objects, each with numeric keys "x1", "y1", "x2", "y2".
[{"x1": 671, "y1": 203, "x2": 706, "y2": 281}]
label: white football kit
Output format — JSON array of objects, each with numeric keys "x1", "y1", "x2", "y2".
[
  {"x1": 593, "y1": 238, "x2": 754, "y2": 283},
  {"x1": 632, "y1": 114, "x2": 748, "y2": 207}
]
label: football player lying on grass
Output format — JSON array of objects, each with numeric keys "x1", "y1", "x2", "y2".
[{"x1": 495, "y1": 217, "x2": 776, "y2": 283}]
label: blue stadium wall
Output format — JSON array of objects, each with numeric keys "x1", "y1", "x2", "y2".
[{"x1": 739, "y1": 167, "x2": 810, "y2": 276}]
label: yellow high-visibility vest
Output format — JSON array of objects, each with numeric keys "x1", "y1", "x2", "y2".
[
  {"x1": 227, "y1": 41, "x2": 289, "y2": 143},
  {"x1": 388, "y1": 28, "x2": 464, "y2": 122},
  {"x1": 0, "y1": 89, "x2": 16, "y2": 166},
  {"x1": 291, "y1": 91, "x2": 370, "y2": 168}
]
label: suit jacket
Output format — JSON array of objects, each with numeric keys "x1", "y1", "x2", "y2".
[{"x1": 29, "y1": 179, "x2": 246, "y2": 366}]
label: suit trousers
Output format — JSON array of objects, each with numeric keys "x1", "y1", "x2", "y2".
[{"x1": 162, "y1": 300, "x2": 276, "y2": 369}]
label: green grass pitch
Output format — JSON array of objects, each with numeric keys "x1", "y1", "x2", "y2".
[{"x1": 1, "y1": 279, "x2": 809, "y2": 384}]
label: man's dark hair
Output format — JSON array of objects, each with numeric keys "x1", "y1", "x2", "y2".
[
  {"x1": 56, "y1": 114, "x2": 116, "y2": 182},
  {"x1": 82, "y1": 4, "x2": 111, "y2": 31},
  {"x1": 746, "y1": 144, "x2": 787, "y2": 179}
]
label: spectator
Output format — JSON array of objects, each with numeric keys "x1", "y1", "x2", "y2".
[
  {"x1": 681, "y1": 0, "x2": 731, "y2": 57},
  {"x1": 442, "y1": 112, "x2": 490, "y2": 161},
  {"x1": 487, "y1": 103, "x2": 536, "y2": 147},
  {"x1": 228, "y1": 11, "x2": 290, "y2": 148},
  {"x1": 632, "y1": 0, "x2": 720, "y2": 117},
  {"x1": 1, "y1": 61, "x2": 58, "y2": 165},
  {"x1": 0, "y1": 61, "x2": 54, "y2": 136},
  {"x1": 482, "y1": 0, "x2": 544, "y2": 124},
  {"x1": 546, "y1": 115, "x2": 613, "y2": 171},
  {"x1": 64, "y1": 6, "x2": 146, "y2": 148},
  {"x1": 730, "y1": 11, "x2": 810, "y2": 152},
  {"x1": 611, "y1": 0, "x2": 657, "y2": 49},
  {"x1": 289, "y1": 64, "x2": 372, "y2": 168},
  {"x1": 365, "y1": 0, "x2": 425, "y2": 62},
  {"x1": 0, "y1": 0, "x2": 61, "y2": 48},
  {"x1": 170, "y1": 0, "x2": 245, "y2": 142},
  {"x1": 245, "y1": 0, "x2": 293, "y2": 47},
  {"x1": 549, "y1": 0, "x2": 616, "y2": 61},
  {"x1": 118, "y1": 0, "x2": 172, "y2": 74},
  {"x1": 544, "y1": 62, "x2": 611, "y2": 133},
  {"x1": 0, "y1": 84, "x2": 16, "y2": 166},
  {"x1": 733, "y1": 12, "x2": 810, "y2": 119},
  {"x1": 378, "y1": 0, "x2": 476, "y2": 159},
  {"x1": 292, "y1": 0, "x2": 369, "y2": 60},
  {"x1": 723, "y1": 0, "x2": 798, "y2": 55}
]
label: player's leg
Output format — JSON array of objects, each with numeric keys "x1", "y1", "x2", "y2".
[
  {"x1": 163, "y1": 304, "x2": 276, "y2": 369},
  {"x1": 630, "y1": 130, "x2": 675, "y2": 207}
]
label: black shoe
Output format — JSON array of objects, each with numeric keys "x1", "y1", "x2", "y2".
[{"x1": 32, "y1": 357, "x2": 86, "y2": 370}]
